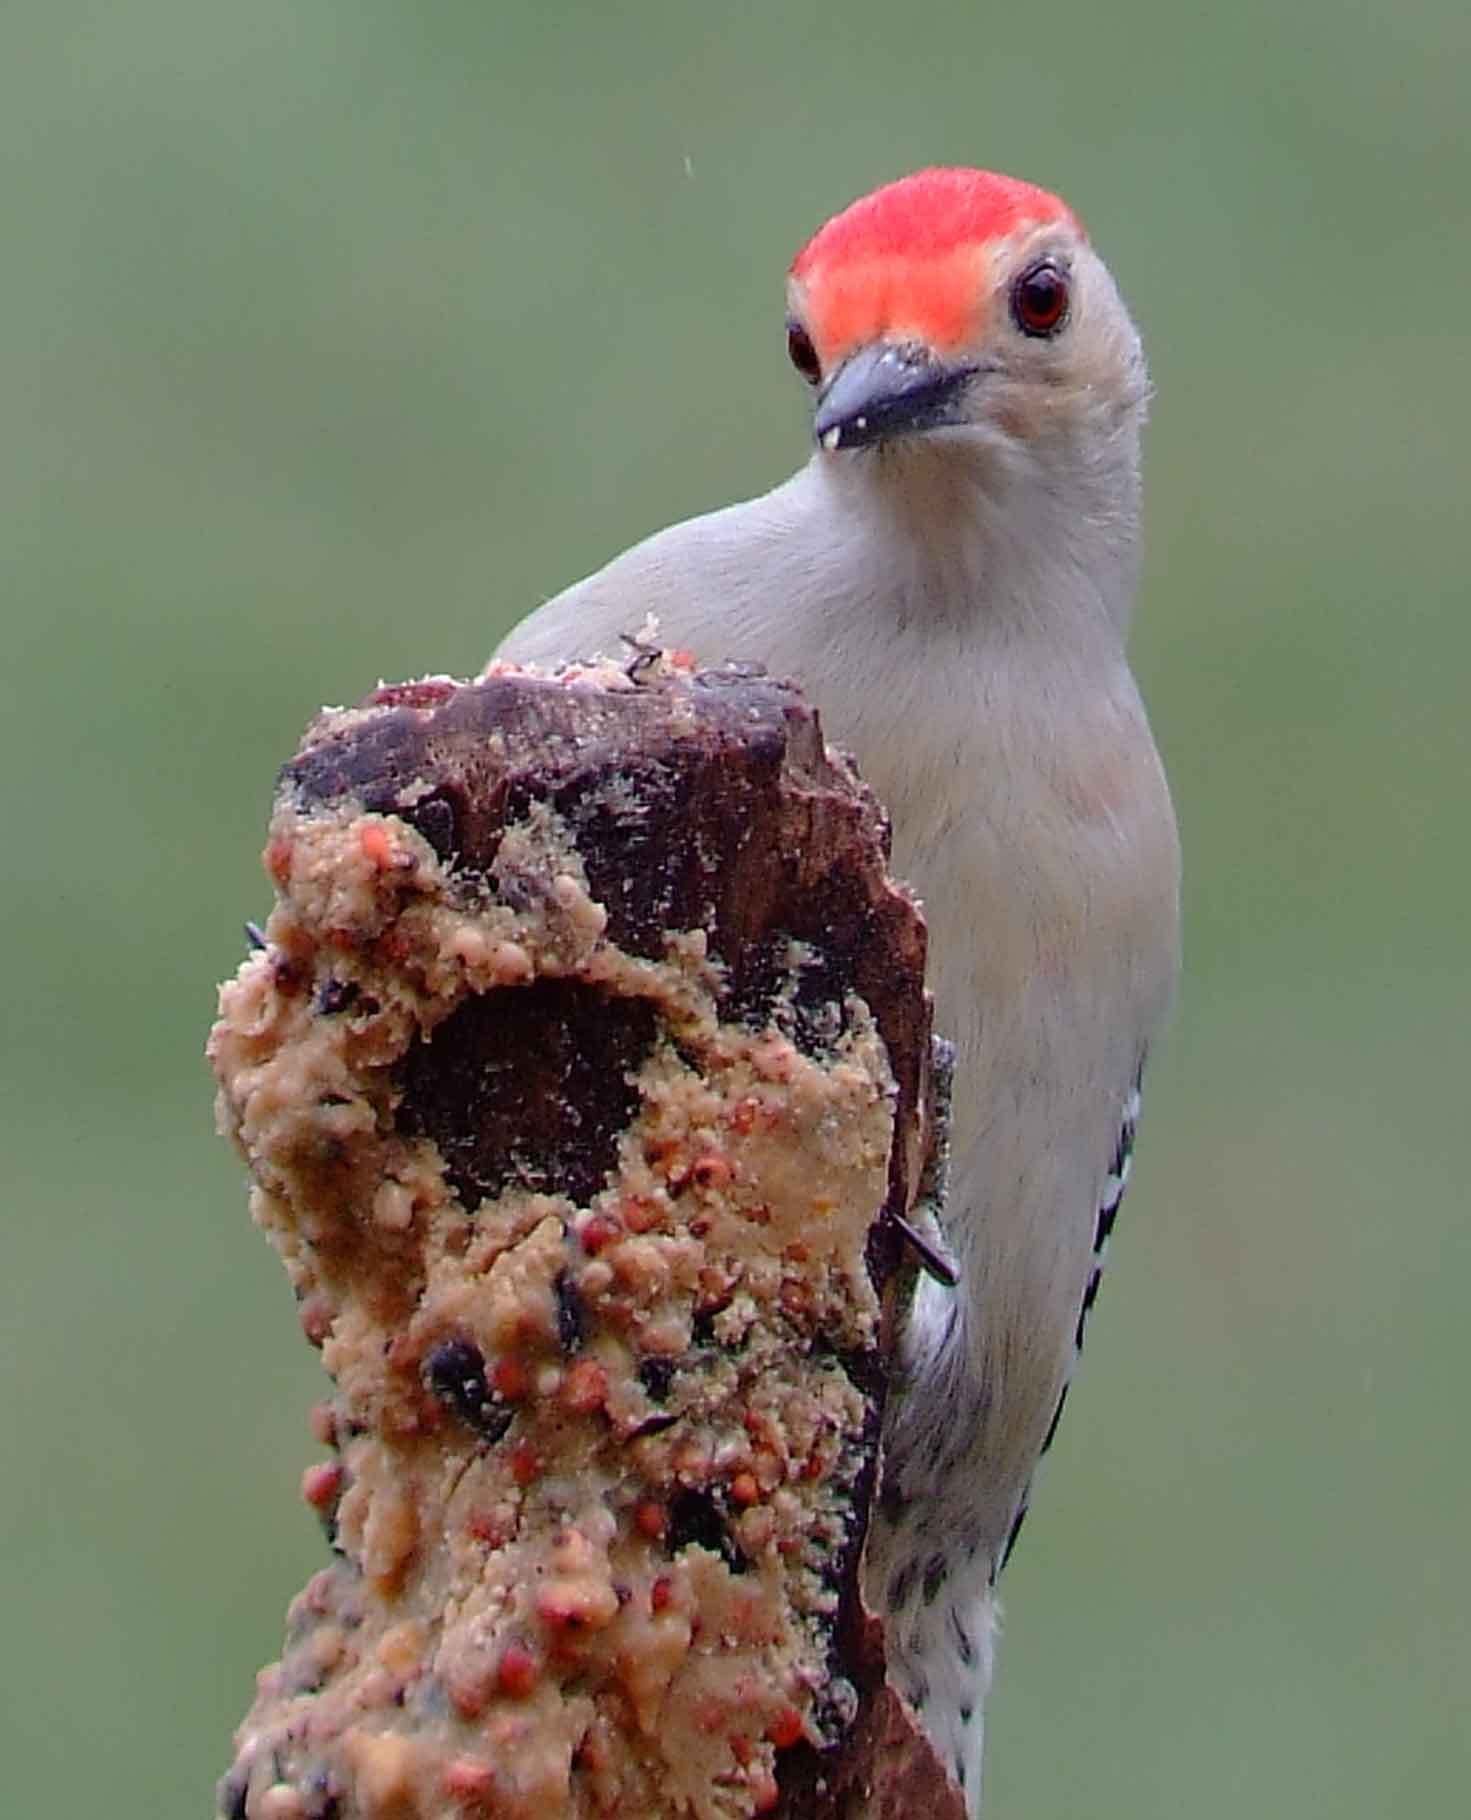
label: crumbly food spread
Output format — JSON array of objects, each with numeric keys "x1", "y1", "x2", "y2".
[{"x1": 209, "y1": 661, "x2": 933, "y2": 1820}]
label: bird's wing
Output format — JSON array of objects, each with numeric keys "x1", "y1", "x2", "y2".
[{"x1": 997, "y1": 1069, "x2": 1143, "y2": 1575}]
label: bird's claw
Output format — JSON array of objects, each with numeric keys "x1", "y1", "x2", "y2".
[
  {"x1": 893, "y1": 1036, "x2": 960, "y2": 1287},
  {"x1": 892, "y1": 1210, "x2": 960, "y2": 1287}
]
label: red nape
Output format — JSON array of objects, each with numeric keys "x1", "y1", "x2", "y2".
[{"x1": 791, "y1": 167, "x2": 1078, "y2": 278}]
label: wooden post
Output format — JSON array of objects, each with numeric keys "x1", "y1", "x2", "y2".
[{"x1": 210, "y1": 658, "x2": 964, "y2": 1819}]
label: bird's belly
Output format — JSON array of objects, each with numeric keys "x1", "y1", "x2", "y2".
[{"x1": 870, "y1": 744, "x2": 1169, "y2": 1534}]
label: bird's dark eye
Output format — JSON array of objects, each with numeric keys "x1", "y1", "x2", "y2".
[
  {"x1": 786, "y1": 320, "x2": 822, "y2": 385},
  {"x1": 1010, "y1": 261, "x2": 1070, "y2": 338}
]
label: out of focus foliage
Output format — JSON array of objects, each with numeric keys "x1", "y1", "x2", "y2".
[{"x1": 2, "y1": 4, "x2": 1466, "y2": 1815}]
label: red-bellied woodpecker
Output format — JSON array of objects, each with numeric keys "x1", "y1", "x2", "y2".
[{"x1": 498, "y1": 167, "x2": 1180, "y2": 1809}]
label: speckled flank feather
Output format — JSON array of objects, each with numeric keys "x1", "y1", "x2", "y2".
[{"x1": 498, "y1": 167, "x2": 1180, "y2": 1814}]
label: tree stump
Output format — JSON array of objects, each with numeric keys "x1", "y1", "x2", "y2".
[{"x1": 209, "y1": 656, "x2": 965, "y2": 1820}]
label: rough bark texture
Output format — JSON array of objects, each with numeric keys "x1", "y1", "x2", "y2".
[{"x1": 209, "y1": 659, "x2": 966, "y2": 1820}]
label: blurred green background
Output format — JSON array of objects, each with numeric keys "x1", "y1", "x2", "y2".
[{"x1": 3, "y1": 2, "x2": 1467, "y2": 1814}]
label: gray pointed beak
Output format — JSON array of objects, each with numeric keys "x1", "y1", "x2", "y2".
[{"x1": 813, "y1": 342, "x2": 982, "y2": 452}]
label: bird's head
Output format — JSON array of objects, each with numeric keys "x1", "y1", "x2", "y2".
[{"x1": 786, "y1": 168, "x2": 1146, "y2": 465}]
